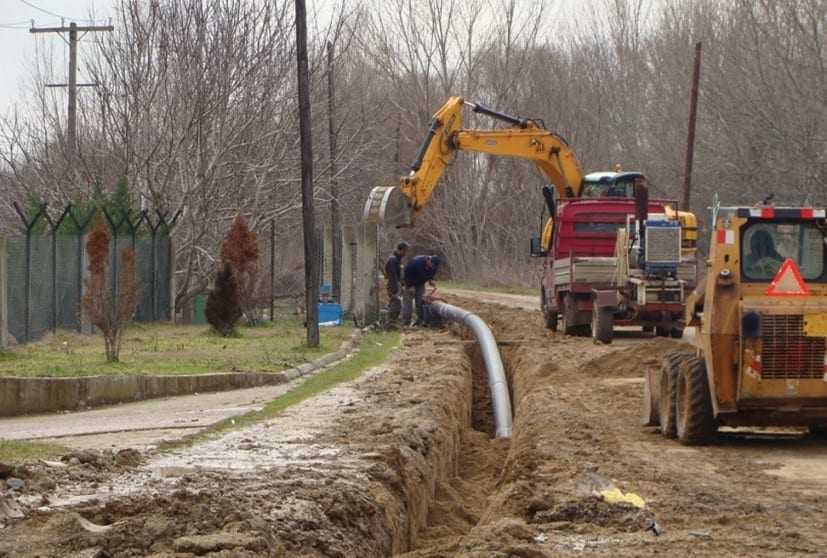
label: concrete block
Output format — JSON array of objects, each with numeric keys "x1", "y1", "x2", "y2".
[{"x1": 83, "y1": 375, "x2": 142, "y2": 407}]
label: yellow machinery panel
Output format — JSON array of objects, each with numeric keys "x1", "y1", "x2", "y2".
[{"x1": 803, "y1": 313, "x2": 827, "y2": 337}]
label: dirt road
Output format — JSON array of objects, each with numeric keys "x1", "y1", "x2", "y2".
[{"x1": 3, "y1": 295, "x2": 827, "y2": 556}]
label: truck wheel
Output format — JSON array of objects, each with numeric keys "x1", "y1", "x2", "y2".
[
  {"x1": 541, "y1": 287, "x2": 557, "y2": 331},
  {"x1": 544, "y1": 309, "x2": 558, "y2": 331},
  {"x1": 670, "y1": 328, "x2": 684, "y2": 339},
  {"x1": 642, "y1": 325, "x2": 654, "y2": 334},
  {"x1": 592, "y1": 305, "x2": 613, "y2": 344},
  {"x1": 641, "y1": 364, "x2": 660, "y2": 426},
  {"x1": 658, "y1": 351, "x2": 686, "y2": 438},
  {"x1": 561, "y1": 294, "x2": 579, "y2": 336},
  {"x1": 808, "y1": 425, "x2": 827, "y2": 437},
  {"x1": 675, "y1": 355, "x2": 717, "y2": 445},
  {"x1": 655, "y1": 326, "x2": 671, "y2": 337}
]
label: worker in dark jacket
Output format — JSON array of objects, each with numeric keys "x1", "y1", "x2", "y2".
[
  {"x1": 384, "y1": 241, "x2": 409, "y2": 327},
  {"x1": 402, "y1": 255, "x2": 441, "y2": 326}
]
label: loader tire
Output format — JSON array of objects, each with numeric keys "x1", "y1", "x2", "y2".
[
  {"x1": 658, "y1": 351, "x2": 687, "y2": 438},
  {"x1": 641, "y1": 364, "x2": 660, "y2": 426},
  {"x1": 592, "y1": 305, "x2": 613, "y2": 344},
  {"x1": 676, "y1": 355, "x2": 717, "y2": 445}
]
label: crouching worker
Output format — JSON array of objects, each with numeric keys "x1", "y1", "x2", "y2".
[
  {"x1": 384, "y1": 241, "x2": 409, "y2": 328},
  {"x1": 402, "y1": 255, "x2": 441, "y2": 326}
]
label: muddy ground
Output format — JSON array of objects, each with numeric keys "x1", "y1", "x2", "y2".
[{"x1": 2, "y1": 296, "x2": 827, "y2": 556}]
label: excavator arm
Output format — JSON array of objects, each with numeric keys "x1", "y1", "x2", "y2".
[{"x1": 364, "y1": 97, "x2": 584, "y2": 227}]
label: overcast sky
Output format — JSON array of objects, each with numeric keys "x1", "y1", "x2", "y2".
[
  {"x1": 0, "y1": 0, "x2": 600, "y2": 114},
  {"x1": 0, "y1": 0, "x2": 115, "y2": 110}
]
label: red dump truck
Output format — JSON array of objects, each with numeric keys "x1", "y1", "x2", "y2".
[{"x1": 533, "y1": 173, "x2": 696, "y2": 337}]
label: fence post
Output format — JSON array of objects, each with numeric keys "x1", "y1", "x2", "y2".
[
  {"x1": 167, "y1": 234, "x2": 176, "y2": 322},
  {"x1": 0, "y1": 237, "x2": 8, "y2": 349},
  {"x1": 46, "y1": 205, "x2": 71, "y2": 333},
  {"x1": 150, "y1": 228, "x2": 157, "y2": 321},
  {"x1": 24, "y1": 229, "x2": 31, "y2": 342},
  {"x1": 269, "y1": 219, "x2": 275, "y2": 322}
]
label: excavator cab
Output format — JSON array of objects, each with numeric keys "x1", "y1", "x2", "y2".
[{"x1": 579, "y1": 172, "x2": 642, "y2": 199}]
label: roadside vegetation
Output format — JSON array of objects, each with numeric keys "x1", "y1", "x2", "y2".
[
  {"x1": 0, "y1": 440, "x2": 67, "y2": 464},
  {"x1": 0, "y1": 317, "x2": 350, "y2": 378}
]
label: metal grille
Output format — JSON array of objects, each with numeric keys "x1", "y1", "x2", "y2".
[
  {"x1": 645, "y1": 225, "x2": 681, "y2": 264},
  {"x1": 761, "y1": 314, "x2": 825, "y2": 379}
]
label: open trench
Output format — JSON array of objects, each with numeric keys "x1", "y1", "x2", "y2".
[{"x1": 397, "y1": 341, "x2": 515, "y2": 556}]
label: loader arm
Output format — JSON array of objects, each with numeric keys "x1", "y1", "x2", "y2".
[{"x1": 364, "y1": 96, "x2": 584, "y2": 227}]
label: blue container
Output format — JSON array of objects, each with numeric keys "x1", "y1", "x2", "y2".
[{"x1": 318, "y1": 302, "x2": 343, "y2": 326}]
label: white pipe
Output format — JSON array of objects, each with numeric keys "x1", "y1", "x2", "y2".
[{"x1": 430, "y1": 301, "x2": 513, "y2": 438}]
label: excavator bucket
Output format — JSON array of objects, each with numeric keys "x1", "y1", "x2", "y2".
[{"x1": 362, "y1": 186, "x2": 413, "y2": 227}]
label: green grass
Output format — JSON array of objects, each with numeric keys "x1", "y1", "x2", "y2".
[
  {"x1": 0, "y1": 316, "x2": 351, "y2": 378},
  {"x1": 0, "y1": 440, "x2": 67, "y2": 463},
  {"x1": 162, "y1": 329, "x2": 400, "y2": 449},
  {"x1": 441, "y1": 279, "x2": 536, "y2": 296}
]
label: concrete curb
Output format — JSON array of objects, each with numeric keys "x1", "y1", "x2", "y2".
[{"x1": 0, "y1": 330, "x2": 362, "y2": 417}]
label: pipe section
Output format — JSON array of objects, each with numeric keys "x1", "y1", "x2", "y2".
[{"x1": 430, "y1": 301, "x2": 513, "y2": 438}]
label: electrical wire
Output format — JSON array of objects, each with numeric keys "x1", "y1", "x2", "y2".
[{"x1": 18, "y1": 0, "x2": 97, "y2": 23}]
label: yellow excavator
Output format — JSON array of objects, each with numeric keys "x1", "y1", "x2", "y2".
[
  {"x1": 364, "y1": 96, "x2": 581, "y2": 230},
  {"x1": 363, "y1": 96, "x2": 698, "y2": 253}
]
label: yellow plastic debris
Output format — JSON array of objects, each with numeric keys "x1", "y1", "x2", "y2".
[{"x1": 598, "y1": 487, "x2": 646, "y2": 509}]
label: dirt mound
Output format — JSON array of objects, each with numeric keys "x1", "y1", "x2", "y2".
[{"x1": 580, "y1": 338, "x2": 688, "y2": 378}]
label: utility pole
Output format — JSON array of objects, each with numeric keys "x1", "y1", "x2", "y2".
[
  {"x1": 30, "y1": 21, "x2": 114, "y2": 159},
  {"x1": 327, "y1": 40, "x2": 341, "y2": 304},
  {"x1": 681, "y1": 41, "x2": 702, "y2": 211},
  {"x1": 295, "y1": 0, "x2": 320, "y2": 347}
]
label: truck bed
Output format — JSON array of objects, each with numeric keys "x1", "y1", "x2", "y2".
[{"x1": 553, "y1": 256, "x2": 618, "y2": 287}]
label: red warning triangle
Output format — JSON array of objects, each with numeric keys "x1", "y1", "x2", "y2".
[{"x1": 766, "y1": 258, "x2": 810, "y2": 296}]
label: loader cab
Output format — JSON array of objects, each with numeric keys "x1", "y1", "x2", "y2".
[
  {"x1": 740, "y1": 219, "x2": 825, "y2": 283},
  {"x1": 694, "y1": 206, "x2": 827, "y2": 431}
]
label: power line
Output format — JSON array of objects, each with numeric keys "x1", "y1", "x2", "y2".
[{"x1": 19, "y1": 0, "x2": 97, "y2": 24}]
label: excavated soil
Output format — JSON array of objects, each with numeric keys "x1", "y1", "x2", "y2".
[{"x1": 4, "y1": 296, "x2": 827, "y2": 556}]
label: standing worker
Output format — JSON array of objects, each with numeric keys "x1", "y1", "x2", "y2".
[
  {"x1": 384, "y1": 241, "x2": 409, "y2": 328},
  {"x1": 402, "y1": 255, "x2": 442, "y2": 326}
]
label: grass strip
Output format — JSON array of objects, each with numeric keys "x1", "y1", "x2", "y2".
[
  {"x1": 160, "y1": 329, "x2": 400, "y2": 450},
  {"x1": 0, "y1": 316, "x2": 350, "y2": 378},
  {"x1": 0, "y1": 440, "x2": 67, "y2": 464}
]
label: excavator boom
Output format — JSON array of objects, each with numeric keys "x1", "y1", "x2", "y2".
[{"x1": 364, "y1": 97, "x2": 584, "y2": 227}]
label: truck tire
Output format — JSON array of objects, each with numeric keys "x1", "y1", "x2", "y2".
[
  {"x1": 670, "y1": 328, "x2": 684, "y2": 339},
  {"x1": 592, "y1": 305, "x2": 613, "y2": 344},
  {"x1": 655, "y1": 326, "x2": 671, "y2": 337},
  {"x1": 561, "y1": 294, "x2": 579, "y2": 336},
  {"x1": 658, "y1": 351, "x2": 686, "y2": 438},
  {"x1": 642, "y1": 325, "x2": 654, "y2": 334},
  {"x1": 641, "y1": 365, "x2": 660, "y2": 426},
  {"x1": 809, "y1": 425, "x2": 827, "y2": 437},
  {"x1": 541, "y1": 287, "x2": 557, "y2": 331},
  {"x1": 675, "y1": 355, "x2": 717, "y2": 445},
  {"x1": 545, "y1": 310, "x2": 558, "y2": 331}
]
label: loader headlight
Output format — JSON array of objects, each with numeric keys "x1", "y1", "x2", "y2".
[{"x1": 742, "y1": 311, "x2": 761, "y2": 338}]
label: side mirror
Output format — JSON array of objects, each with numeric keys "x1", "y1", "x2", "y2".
[{"x1": 530, "y1": 237, "x2": 547, "y2": 258}]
